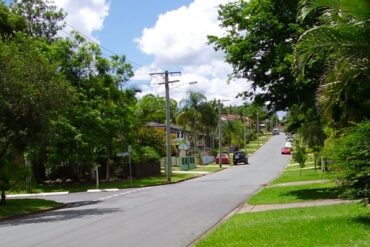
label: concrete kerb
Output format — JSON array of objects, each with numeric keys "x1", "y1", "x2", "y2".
[
  {"x1": 189, "y1": 199, "x2": 247, "y2": 247},
  {"x1": 7, "y1": 191, "x2": 69, "y2": 198},
  {"x1": 87, "y1": 188, "x2": 119, "y2": 192}
]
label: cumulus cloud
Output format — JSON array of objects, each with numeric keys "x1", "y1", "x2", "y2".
[
  {"x1": 53, "y1": 0, "x2": 110, "y2": 39},
  {"x1": 134, "y1": 0, "x2": 251, "y2": 106}
]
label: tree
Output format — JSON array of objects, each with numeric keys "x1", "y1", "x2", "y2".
[
  {"x1": 208, "y1": 0, "x2": 314, "y2": 111},
  {"x1": 0, "y1": 35, "x2": 73, "y2": 204},
  {"x1": 198, "y1": 100, "x2": 218, "y2": 151},
  {"x1": 136, "y1": 94, "x2": 177, "y2": 124},
  {"x1": 0, "y1": 1, "x2": 25, "y2": 35},
  {"x1": 11, "y1": 0, "x2": 65, "y2": 42},
  {"x1": 176, "y1": 91, "x2": 207, "y2": 154},
  {"x1": 43, "y1": 33, "x2": 135, "y2": 181},
  {"x1": 293, "y1": 0, "x2": 370, "y2": 127},
  {"x1": 293, "y1": 140, "x2": 308, "y2": 176}
]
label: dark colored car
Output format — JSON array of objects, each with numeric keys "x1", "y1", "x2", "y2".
[{"x1": 233, "y1": 151, "x2": 248, "y2": 165}]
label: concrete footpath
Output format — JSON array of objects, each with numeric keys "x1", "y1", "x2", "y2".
[{"x1": 238, "y1": 199, "x2": 359, "y2": 214}]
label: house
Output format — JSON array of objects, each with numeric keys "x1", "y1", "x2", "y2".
[{"x1": 146, "y1": 122, "x2": 208, "y2": 154}]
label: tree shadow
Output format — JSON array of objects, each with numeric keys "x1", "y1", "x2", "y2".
[
  {"x1": 0, "y1": 200, "x2": 121, "y2": 226},
  {"x1": 353, "y1": 214, "x2": 370, "y2": 226},
  {"x1": 284, "y1": 187, "x2": 339, "y2": 200}
]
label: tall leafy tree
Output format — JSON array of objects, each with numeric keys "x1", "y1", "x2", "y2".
[
  {"x1": 136, "y1": 94, "x2": 177, "y2": 124},
  {"x1": 11, "y1": 0, "x2": 65, "y2": 42},
  {"x1": 208, "y1": 0, "x2": 312, "y2": 111},
  {"x1": 0, "y1": 1, "x2": 25, "y2": 35},
  {"x1": 43, "y1": 33, "x2": 135, "y2": 180},
  {"x1": 0, "y1": 35, "x2": 73, "y2": 203}
]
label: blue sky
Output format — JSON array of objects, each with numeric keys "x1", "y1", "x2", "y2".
[
  {"x1": 95, "y1": 0, "x2": 193, "y2": 68},
  {"x1": 52, "y1": 0, "x2": 249, "y2": 105}
]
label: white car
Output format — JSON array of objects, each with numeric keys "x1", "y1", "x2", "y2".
[{"x1": 285, "y1": 142, "x2": 293, "y2": 148}]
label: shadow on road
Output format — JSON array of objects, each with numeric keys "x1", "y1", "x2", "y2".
[{"x1": 0, "y1": 200, "x2": 121, "y2": 226}]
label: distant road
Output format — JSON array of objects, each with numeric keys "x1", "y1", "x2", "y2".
[{"x1": 0, "y1": 134, "x2": 289, "y2": 247}]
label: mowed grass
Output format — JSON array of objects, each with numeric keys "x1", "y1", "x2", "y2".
[
  {"x1": 244, "y1": 134, "x2": 271, "y2": 154},
  {"x1": 9, "y1": 173, "x2": 197, "y2": 194},
  {"x1": 248, "y1": 182, "x2": 338, "y2": 205},
  {"x1": 192, "y1": 166, "x2": 224, "y2": 172},
  {"x1": 196, "y1": 203, "x2": 370, "y2": 247},
  {"x1": 0, "y1": 199, "x2": 61, "y2": 219},
  {"x1": 271, "y1": 168, "x2": 331, "y2": 184}
]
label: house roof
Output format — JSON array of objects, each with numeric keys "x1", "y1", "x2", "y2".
[
  {"x1": 146, "y1": 122, "x2": 186, "y2": 132},
  {"x1": 221, "y1": 114, "x2": 250, "y2": 123},
  {"x1": 146, "y1": 122, "x2": 205, "y2": 135}
]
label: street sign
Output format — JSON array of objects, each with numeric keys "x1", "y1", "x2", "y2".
[{"x1": 117, "y1": 152, "x2": 129, "y2": 157}]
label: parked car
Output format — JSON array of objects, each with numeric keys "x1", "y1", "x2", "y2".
[
  {"x1": 281, "y1": 146, "x2": 291, "y2": 155},
  {"x1": 215, "y1": 153, "x2": 229, "y2": 164},
  {"x1": 273, "y1": 128, "x2": 280, "y2": 135},
  {"x1": 285, "y1": 141, "x2": 293, "y2": 148},
  {"x1": 233, "y1": 151, "x2": 248, "y2": 165}
]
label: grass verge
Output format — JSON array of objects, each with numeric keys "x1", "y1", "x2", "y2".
[
  {"x1": 0, "y1": 199, "x2": 61, "y2": 219},
  {"x1": 271, "y1": 169, "x2": 331, "y2": 184},
  {"x1": 248, "y1": 182, "x2": 338, "y2": 205},
  {"x1": 196, "y1": 203, "x2": 370, "y2": 247},
  {"x1": 9, "y1": 173, "x2": 198, "y2": 194}
]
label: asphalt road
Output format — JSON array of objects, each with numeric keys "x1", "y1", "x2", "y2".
[{"x1": 0, "y1": 134, "x2": 290, "y2": 247}]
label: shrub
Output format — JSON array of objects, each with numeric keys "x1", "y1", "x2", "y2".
[
  {"x1": 325, "y1": 121, "x2": 370, "y2": 202},
  {"x1": 292, "y1": 140, "x2": 308, "y2": 175}
]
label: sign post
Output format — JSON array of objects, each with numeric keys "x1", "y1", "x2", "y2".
[
  {"x1": 117, "y1": 145, "x2": 132, "y2": 183},
  {"x1": 128, "y1": 145, "x2": 132, "y2": 181}
]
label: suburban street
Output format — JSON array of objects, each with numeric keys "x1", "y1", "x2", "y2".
[{"x1": 0, "y1": 134, "x2": 289, "y2": 247}]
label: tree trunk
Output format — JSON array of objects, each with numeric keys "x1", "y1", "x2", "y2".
[
  {"x1": 193, "y1": 120, "x2": 197, "y2": 155},
  {"x1": 106, "y1": 158, "x2": 111, "y2": 181},
  {"x1": 314, "y1": 153, "x2": 318, "y2": 172},
  {"x1": 1, "y1": 190, "x2": 5, "y2": 205}
]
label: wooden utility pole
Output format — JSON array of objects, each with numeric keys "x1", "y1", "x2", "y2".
[{"x1": 150, "y1": 71, "x2": 180, "y2": 182}]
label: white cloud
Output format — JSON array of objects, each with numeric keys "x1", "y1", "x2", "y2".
[
  {"x1": 53, "y1": 0, "x2": 110, "y2": 40},
  {"x1": 134, "y1": 0, "x2": 251, "y2": 106}
]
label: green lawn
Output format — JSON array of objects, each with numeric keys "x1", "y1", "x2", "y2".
[
  {"x1": 0, "y1": 199, "x2": 61, "y2": 219},
  {"x1": 244, "y1": 134, "x2": 271, "y2": 154},
  {"x1": 248, "y1": 182, "x2": 338, "y2": 205},
  {"x1": 196, "y1": 203, "x2": 370, "y2": 247},
  {"x1": 192, "y1": 166, "x2": 224, "y2": 172},
  {"x1": 271, "y1": 168, "x2": 331, "y2": 185},
  {"x1": 171, "y1": 165, "x2": 224, "y2": 173},
  {"x1": 9, "y1": 173, "x2": 197, "y2": 194}
]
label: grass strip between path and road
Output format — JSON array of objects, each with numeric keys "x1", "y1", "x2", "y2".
[
  {"x1": 271, "y1": 168, "x2": 331, "y2": 185},
  {"x1": 9, "y1": 173, "x2": 198, "y2": 194},
  {"x1": 196, "y1": 203, "x2": 370, "y2": 247},
  {"x1": 0, "y1": 199, "x2": 61, "y2": 219},
  {"x1": 248, "y1": 182, "x2": 338, "y2": 205}
]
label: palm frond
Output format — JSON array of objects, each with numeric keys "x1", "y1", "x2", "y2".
[
  {"x1": 299, "y1": 0, "x2": 370, "y2": 21},
  {"x1": 293, "y1": 22, "x2": 368, "y2": 75}
]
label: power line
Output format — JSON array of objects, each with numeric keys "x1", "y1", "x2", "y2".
[{"x1": 63, "y1": 23, "x2": 150, "y2": 70}]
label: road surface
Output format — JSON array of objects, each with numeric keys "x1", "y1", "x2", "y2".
[{"x1": 0, "y1": 134, "x2": 289, "y2": 247}]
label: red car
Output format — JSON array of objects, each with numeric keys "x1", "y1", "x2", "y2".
[
  {"x1": 215, "y1": 153, "x2": 230, "y2": 164},
  {"x1": 281, "y1": 146, "x2": 291, "y2": 155}
]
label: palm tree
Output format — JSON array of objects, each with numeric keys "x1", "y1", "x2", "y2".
[
  {"x1": 294, "y1": 0, "x2": 370, "y2": 127},
  {"x1": 198, "y1": 100, "x2": 218, "y2": 152},
  {"x1": 176, "y1": 91, "x2": 207, "y2": 154}
]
